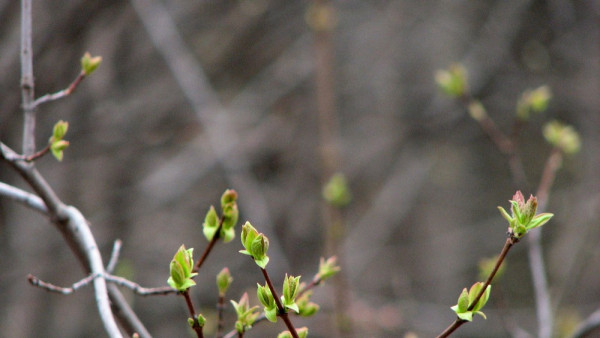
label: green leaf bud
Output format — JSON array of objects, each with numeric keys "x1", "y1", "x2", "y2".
[
  {"x1": 81, "y1": 52, "x2": 102, "y2": 76},
  {"x1": 543, "y1": 120, "x2": 581, "y2": 154},
  {"x1": 457, "y1": 288, "x2": 469, "y2": 313},
  {"x1": 297, "y1": 327, "x2": 309, "y2": 338},
  {"x1": 241, "y1": 222, "x2": 258, "y2": 252},
  {"x1": 196, "y1": 314, "x2": 206, "y2": 327},
  {"x1": 435, "y1": 63, "x2": 468, "y2": 97},
  {"x1": 282, "y1": 274, "x2": 301, "y2": 309},
  {"x1": 50, "y1": 140, "x2": 70, "y2": 161},
  {"x1": 277, "y1": 331, "x2": 293, "y2": 338},
  {"x1": 265, "y1": 306, "x2": 278, "y2": 323},
  {"x1": 317, "y1": 256, "x2": 341, "y2": 281},
  {"x1": 216, "y1": 267, "x2": 233, "y2": 296},
  {"x1": 517, "y1": 85, "x2": 552, "y2": 120},
  {"x1": 167, "y1": 245, "x2": 197, "y2": 291},
  {"x1": 202, "y1": 206, "x2": 219, "y2": 241},
  {"x1": 467, "y1": 101, "x2": 487, "y2": 121},
  {"x1": 322, "y1": 173, "x2": 352, "y2": 207},
  {"x1": 51, "y1": 120, "x2": 69, "y2": 142},
  {"x1": 221, "y1": 189, "x2": 238, "y2": 208}
]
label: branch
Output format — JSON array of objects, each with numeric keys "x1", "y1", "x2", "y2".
[
  {"x1": 104, "y1": 275, "x2": 176, "y2": 296},
  {"x1": 21, "y1": 0, "x2": 36, "y2": 156},
  {"x1": 571, "y1": 308, "x2": 600, "y2": 338},
  {"x1": 33, "y1": 71, "x2": 87, "y2": 107},
  {"x1": 106, "y1": 239, "x2": 123, "y2": 274},
  {"x1": 182, "y1": 290, "x2": 204, "y2": 338},
  {"x1": 526, "y1": 148, "x2": 563, "y2": 338},
  {"x1": 437, "y1": 236, "x2": 518, "y2": 338},
  {"x1": 1, "y1": 142, "x2": 124, "y2": 337},
  {"x1": 28, "y1": 273, "x2": 97, "y2": 294},
  {"x1": 193, "y1": 216, "x2": 223, "y2": 273},
  {"x1": 0, "y1": 180, "x2": 48, "y2": 215},
  {"x1": 260, "y1": 268, "x2": 298, "y2": 338}
]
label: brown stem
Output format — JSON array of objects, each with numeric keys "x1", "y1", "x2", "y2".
[
  {"x1": 260, "y1": 268, "x2": 298, "y2": 338},
  {"x1": 182, "y1": 290, "x2": 204, "y2": 338},
  {"x1": 216, "y1": 294, "x2": 225, "y2": 338},
  {"x1": 33, "y1": 71, "x2": 87, "y2": 107},
  {"x1": 436, "y1": 236, "x2": 518, "y2": 338},
  {"x1": 193, "y1": 216, "x2": 224, "y2": 273},
  {"x1": 535, "y1": 148, "x2": 562, "y2": 210}
]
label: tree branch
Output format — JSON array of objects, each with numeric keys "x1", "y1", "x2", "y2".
[{"x1": 20, "y1": 0, "x2": 36, "y2": 156}]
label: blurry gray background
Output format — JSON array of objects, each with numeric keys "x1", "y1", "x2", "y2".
[{"x1": 1, "y1": 0, "x2": 599, "y2": 337}]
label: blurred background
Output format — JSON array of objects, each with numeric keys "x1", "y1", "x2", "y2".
[{"x1": 0, "y1": 0, "x2": 599, "y2": 337}]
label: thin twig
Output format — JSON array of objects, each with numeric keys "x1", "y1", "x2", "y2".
[
  {"x1": 571, "y1": 308, "x2": 600, "y2": 338},
  {"x1": 193, "y1": 216, "x2": 224, "y2": 273},
  {"x1": 182, "y1": 290, "x2": 204, "y2": 338},
  {"x1": 526, "y1": 147, "x2": 563, "y2": 338},
  {"x1": 104, "y1": 275, "x2": 176, "y2": 296},
  {"x1": 456, "y1": 89, "x2": 558, "y2": 338},
  {"x1": 216, "y1": 295, "x2": 226, "y2": 338},
  {"x1": 437, "y1": 236, "x2": 518, "y2": 338},
  {"x1": 106, "y1": 240, "x2": 123, "y2": 274},
  {"x1": 21, "y1": 0, "x2": 36, "y2": 156},
  {"x1": 309, "y1": 0, "x2": 352, "y2": 336},
  {"x1": 260, "y1": 268, "x2": 298, "y2": 338},
  {"x1": 33, "y1": 71, "x2": 86, "y2": 107},
  {"x1": 0, "y1": 180, "x2": 48, "y2": 215},
  {"x1": 28, "y1": 273, "x2": 97, "y2": 294},
  {"x1": 7, "y1": 144, "x2": 51, "y2": 162},
  {"x1": 14, "y1": 2, "x2": 123, "y2": 335}
]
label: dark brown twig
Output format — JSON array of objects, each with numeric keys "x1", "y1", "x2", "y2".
[
  {"x1": 437, "y1": 236, "x2": 519, "y2": 338},
  {"x1": 193, "y1": 216, "x2": 224, "y2": 273},
  {"x1": 182, "y1": 290, "x2": 204, "y2": 338},
  {"x1": 260, "y1": 268, "x2": 298, "y2": 338},
  {"x1": 216, "y1": 294, "x2": 226, "y2": 338}
]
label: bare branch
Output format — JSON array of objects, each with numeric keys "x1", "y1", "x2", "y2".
[
  {"x1": 106, "y1": 240, "x2": 123, "y2": 274},
  {"x1": 28, "y1": 273, "x2": 97, "y2": 295},
  {"x1": 0, "y1": 180, "x2": 47, "y2": 215},
  {"x1": 104, "y1": 275, "x2": 177, "y2": 296},
  {"x1": 571, "y1": 308, "x2": 600, "y2": 338},
  {"x1": 33, "y1": 71, "x2": 86, "y2": 107}
]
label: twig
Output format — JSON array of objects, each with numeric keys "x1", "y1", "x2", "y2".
[
  {"x1": 0, "y1": 180, "x2": 48, "y2": 215},
  {"x1": 33, "y1": 71, "x2": 86, "y2": 107},
  {"x1": 571, "y1": 308, "x2": 600, "y2": 338},
  {"x1": 193, "y1": 216, "x2": 224, "y2": 273},
  {"x1": 28, "y1": 273, "x2": 97, "y2": 294},
  {"x1": 182, "y1": 290, "x2": 204, "y2": 338},
  {"x1": 6, "y1": 144, "x2": 51, "y2": 162},
  {"x1": 106, "y1": 240, "x2": 123, "y2": 274},
  {"x1": 216, "y1": 295, "x2": 226, "y2": 338},
  {"x1": 222, "y1": 270, "x2": 325, "y2": 338},
  {"x1": 260, "y1": 268, "x2": 298, "y2": 338},
  {"x1": 525, "y1": 147, "x2": 563, "y2": 338},
  {"x1": 309, "y1": 0, "x2": 352, "y2": 335},
  {"x1": 21, "y1": 0, "x2": 36, "y2": 156},
  {"x1": 437, "y1": 235, "x2": 519, "y2": 338},
  {"x1": 14, "y1": 2, "x2": 123, "y2": 335},
  {"x1": 104, "y1": 274, "x2": 176, "y2": 296},
  {"x1": 107, "y1": 283, "x2": 151, "y2": 338},
  {"x1": 456, "y1": 89, "x2": 559, "y2": 338}
]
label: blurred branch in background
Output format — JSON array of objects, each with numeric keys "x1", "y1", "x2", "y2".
[
  {"x1": 307, "y1": 0, "x2": 353, "y2": 336},
  {"x1": 129, "y1": 0, "x2": 289, "y2": 271}
]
